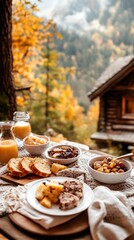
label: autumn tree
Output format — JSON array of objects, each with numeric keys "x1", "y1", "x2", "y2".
[
  {"x1": 11, "y1": 1, "x2": 94, "y2": 145},
  {"x1": 0, "y1": 0, "x2": 16, "y2": 120},
  {"x1": 40, "y1": 23, "x2": 65, "y2": 129},
  {"x1": 12, "y1": 0, "x2": 45, "y2": 107},
  {"x1": 28, "y1": 22, "x2": 66, "y2": 133}
]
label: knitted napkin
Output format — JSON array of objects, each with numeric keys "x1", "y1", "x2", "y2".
[{"x1": 88, "y1": 186, "x2": 134, "y2": 240}]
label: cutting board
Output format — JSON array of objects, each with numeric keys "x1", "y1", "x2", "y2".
[
  {"x1": 1, "y1": 172, "x2": 52, "y2": 185},
  {"x1": 9, "y1": 211, "x2": 89, "y2": 236}
]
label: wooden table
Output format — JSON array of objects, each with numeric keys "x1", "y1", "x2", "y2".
[{"x1": 0, "y1": 215, "x2": 92, "y2": 240}]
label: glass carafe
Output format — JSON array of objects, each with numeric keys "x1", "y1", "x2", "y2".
[
  {"x1": 13, "y1": 111, "x2": 31, "y2": 140},
  {"x1": 0, "y1": 121, "x2": 18, "y2": 165},
  {"x1": 12, "y1": 111, "x2": 31, "y2": 148}
]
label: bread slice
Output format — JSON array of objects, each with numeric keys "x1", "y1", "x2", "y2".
[
  {"x1": 30, "y1": 158, "x2": 51, "y2": 177},
  {"x1": 7, "y1": 158, "x2": 28, "y2": 178},
  {"x1": 51, "y1": 163, "x2": 67, "y2": 174},
  {"x1": 19, "y1": 157, "x2": 33, "y2": 175}
]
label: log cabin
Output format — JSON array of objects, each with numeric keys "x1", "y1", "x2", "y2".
[{"x1": 88, "y1": 55, "x2": 134, "y2": 150}]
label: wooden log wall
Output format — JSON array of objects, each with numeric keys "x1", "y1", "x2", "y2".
[{"x1": 97, "y1": 70, "x2": 134, "y2": 133}]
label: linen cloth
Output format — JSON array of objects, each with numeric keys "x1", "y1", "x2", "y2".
[{"x1": 0, "y1": 182, "x2": 79, "y2": 230}]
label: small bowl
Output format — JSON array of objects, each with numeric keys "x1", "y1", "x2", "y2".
[
  {"x1": 44, "y1": 144, "x2": 81, "y2": 165},
  {"x1": 88, "y1": 155, "x2": 132, "y2": 184},
  {"x1": 23, "y1": 134, "x2": 50, "y2": 155}
]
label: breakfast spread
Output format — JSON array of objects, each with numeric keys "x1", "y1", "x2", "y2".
[
  {"x1": 93, "y1": 157, "x2": 127, "y2": 173},
  {"x1": 7, "y1": 157, "x2": 67, "y2": 178},
  {"x1": 48, "y1": 145, "x2": 79, "y2": 159},
  {"x1": 35, "y1": 179, "x2": 83, "y2": 210}
]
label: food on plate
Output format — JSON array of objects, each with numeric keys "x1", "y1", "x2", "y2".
[
  {"x1": 30, "y1": 158, "x2": 51, "y2": 177},
  {"x1": 35, "y1": 183, "x2": 46, "y2": 200},
  {"x1": 7, "y1": 157, "x2": 29, "y2": 177},
  {"x1": 48, "y1": 145, "x2": 79, "y2": 159},
  {"x1": 93, "y1": 157, "x2": 128, "y2": 173},
  {"x1": 43, "y1": 181, "x2": 64, "y2": 203},
  {"x1": 35, "y1": 180, "x2": 64, "y2": 208},
  {"x1": 35, "y1": 179, "x2": 83, "y2": 210},
  {"x1": 59, "y1": 192, "x2": 79, "y2": 210},
  {"x1": 51, "y1": 163, "x2": 67, "y2": 174},
  {"x1": 62, "y1": 179, "x2": 83, "y2": 199},
  {"x1": 40, "y1": 196, "x2": 52, "y2": 208},
  {"x1": 24, "y1": 135, "x2": 48, "y2": 145}
]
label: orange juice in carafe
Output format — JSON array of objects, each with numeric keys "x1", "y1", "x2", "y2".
[
  {"x1": 13, "y1": 121, "x2": 31, "y2": 139},
  {"x1": 13, "y1": 111, "x2": 31, "y2": 140},
  {"x1": 0, "y1": 121, "x2": 18, "y2": 164},
  {"x1": 0, "y1": 140, "x2": 18, "y2": 164}
]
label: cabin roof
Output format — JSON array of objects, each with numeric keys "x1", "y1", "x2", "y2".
[{"x1": 88, "y1": 55, "x2": 134, "y2": 101}]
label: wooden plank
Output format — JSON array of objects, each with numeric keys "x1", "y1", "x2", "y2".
[
  {"x1": 112, "y1": 119, "x2": 134, "y2": 124},
  {"x1": 91, "y1": 131, "x2": 134, "y2": 144},
  {"x1": 112, "y1": 124, "x2": 134, "y2": 130}
]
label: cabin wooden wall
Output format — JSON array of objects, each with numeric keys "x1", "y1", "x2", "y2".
[{"x1": 97, "y1": 70, "x2": 134, "y2": 132}]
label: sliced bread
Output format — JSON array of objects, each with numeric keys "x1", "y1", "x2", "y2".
[
  {"x1": 7, "y1": 158, "x2": 28, "y2": 177},
  {"x1": 19, "y1": 157, "x2": 33, "y2": 175},
  {"x1": 30, "y1": 157, "x2": 51, "y2": 177}
]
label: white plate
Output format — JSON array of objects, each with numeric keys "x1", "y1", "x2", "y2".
[{"x1": 26, "y1": 177, "x2": 94, "y2": 216}]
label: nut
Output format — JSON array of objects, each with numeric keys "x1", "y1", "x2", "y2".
[{"x1": 92, "y1": 157, "x2": 127, "y2": 174}]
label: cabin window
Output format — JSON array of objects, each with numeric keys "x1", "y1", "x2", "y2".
[{"x1": 122, "y1": 96, "x2": 134, "y2": 119}]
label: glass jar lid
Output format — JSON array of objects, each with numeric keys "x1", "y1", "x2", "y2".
[{"x1": 13, "y1": 111, "x2": 30, "y2": 122}]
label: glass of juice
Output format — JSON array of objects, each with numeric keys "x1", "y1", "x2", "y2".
[
  {"x1": 12, "y1": 111, "x2": 31, "y2": 148},
  {"x1": 0, "y1": 121, "x2": 18, "y2": 165}
]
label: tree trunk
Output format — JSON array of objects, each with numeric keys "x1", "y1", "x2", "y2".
[{"x1": 0, "y1": 0, "x2": 16, "y2": 120}]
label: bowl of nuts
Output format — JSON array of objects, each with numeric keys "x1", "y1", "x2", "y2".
[
  {"x1": 44, "y1": 144, "x2": 81, "y2": 165},
  {"x1": 88, "y1": 155, "x2": 132, "y2": 184},
  {"x1": 23, "y1": 134, "x2": 50, "y2": 155}
]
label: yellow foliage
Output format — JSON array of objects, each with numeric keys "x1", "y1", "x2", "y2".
[
  {"x1": 12, "y1": 1, "x2": 44, "y2": 87},
  {"x1": 52, "y1": 85, "x2": 85, "y2": 126},
  {"x1": 16, "y1": 96, "x2": 25, "y2": 106},
  {"x1": 87, "y1": 100, "x2": 99, "y2": 123},
  {"x1": 12, "y1": 1, "x2": 57, "y2": 107}
]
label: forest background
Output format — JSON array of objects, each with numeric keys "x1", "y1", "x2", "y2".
[{"x1": 3, "y1": 0, "x2": 134, "y2": 152}]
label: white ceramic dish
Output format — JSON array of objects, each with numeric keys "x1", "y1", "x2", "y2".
[
  {"x1": 88, "y1": 156, "x2": 132, "y2": 184},
  {"x1": 23, "y1": 134, "x2": 50, "y2": 155},
  {"x1": 44, "y1": 144, "x2": 81, "y2": 165},
  {"x1": 26, "y1": 177, "x2": 94, "y2": 216}
]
